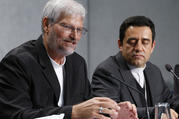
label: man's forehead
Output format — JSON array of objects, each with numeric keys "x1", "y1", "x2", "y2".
[
  {"x1": 125, "y1": 26, "x2": 152, "y2": 35},
  {"x1": 58, "y1": 12, "x2": 83, "y2": 21}
]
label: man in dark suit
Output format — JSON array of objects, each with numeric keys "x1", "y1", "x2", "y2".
[
  {"x1": 91, "y1": 16, "x2": 178, "y2": 119},
  {"x1": 0, "y1": 0, "x2": 138, "y2": 119}
]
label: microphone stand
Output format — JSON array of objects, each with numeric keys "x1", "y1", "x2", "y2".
[{"x1": 170, "y1": 69, "x2": 179, "y2": 80}]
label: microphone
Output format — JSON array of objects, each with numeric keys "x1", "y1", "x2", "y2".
[
  {"x1": 165, "y1": 64, "x2": 179, "y2": 95},
  {"x1": 165, "y1": 64, "x2": 179, "y2": 80},
  {"x1": 102, "y1": 70, "x2": 151, "y2": 119},
  {"x1": 175, "y1": 65, "x2": 179, "y2": 76}
]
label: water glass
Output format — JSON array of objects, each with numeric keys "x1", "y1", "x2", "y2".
[{"x1": 154, "y1": 102, "x2": 171, "y2": 119}]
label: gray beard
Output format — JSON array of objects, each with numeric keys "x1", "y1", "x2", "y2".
[
  {"x1": 47, "y1": 30, "x2": 75, "y2": 56},
  {"x1": 57, "y1": 48, "x2": 74, "y2": 56}
]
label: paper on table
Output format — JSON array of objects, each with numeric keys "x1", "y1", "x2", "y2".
[{"x1": 35, "y1": 113, "x2": 64, "y2": 119}]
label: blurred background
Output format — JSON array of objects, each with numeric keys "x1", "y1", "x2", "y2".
[{"x1": 0, "y1": 0, "x2": 179, "y2": 89}]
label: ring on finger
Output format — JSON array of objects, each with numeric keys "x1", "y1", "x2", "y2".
[{"x1": 99, "y1": 106, "x2": 104, "y2": 113}]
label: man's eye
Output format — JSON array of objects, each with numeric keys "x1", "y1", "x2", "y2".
[
  {"x1": 129, "y1": 40, "x2": 136, "y2": 44},
  {"x1": 64, "y1": 25, "x2": 72, "y2": 29},
  {"x1": 59, "y1": 23, "x2": 72, "y2": 30},
  {"x1": 142, "y1": 40, "x2": 150, "y2": 45},
  {"x1": 77, "y1": 28, "x2": 82, "y2": 32},
  {"x1": 127, "y1": 39, "x2": 137, "y2": 45}
]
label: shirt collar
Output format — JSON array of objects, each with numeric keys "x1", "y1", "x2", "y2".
[
  {"x1": 128, "y1": 64, "x2": 146, "y2": 73},
  {"x1": 49, "y1": 56, "x2": 66, "y2": 66}
]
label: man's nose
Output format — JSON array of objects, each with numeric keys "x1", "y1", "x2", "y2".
[
  {"x1": 70, "y1": 29, "x2": 78, "y2": 40},
  {"x1": 134, "y1": 40, "x2": 143, "y2": 51}
]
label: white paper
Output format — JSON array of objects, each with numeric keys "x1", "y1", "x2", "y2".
[{"x1": 35, "y1": 113, "x2": 64, "y2": 119}]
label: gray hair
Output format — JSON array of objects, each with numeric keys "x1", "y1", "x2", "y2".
[{"x1": 41, "y1": 0, "x2": 86, "y2": 33}]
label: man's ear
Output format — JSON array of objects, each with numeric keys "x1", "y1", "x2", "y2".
[
  {"x1": 118, "y1": 39, "x2": 123, "y2": 51},
  {"x1": 42, "y1": 17, "x2": 49, "y2": 33},
  {"x1": 151, "y1": 40, "x2": 156, "y2": 53}
]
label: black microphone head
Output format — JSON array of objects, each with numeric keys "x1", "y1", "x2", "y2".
[
  {"x1": 165, "y1": 64, "x2": 173, "y2": 72},
  {"x1": 174, "y1": 64, "x2": 179, "y2": 76}
]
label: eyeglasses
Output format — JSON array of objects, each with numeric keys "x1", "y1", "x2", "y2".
[{"x1": 59, "y1": 23, "x2": 88, "y2": 36}]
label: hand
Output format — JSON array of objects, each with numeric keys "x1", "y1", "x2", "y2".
[
  {"x1": 160, "y1": 109, "x2": 178, "y2": 119},
  {"x1": 71, "y1": 97, "x2": 120, "y2": 119},
  {"x1": 170, "y1": 109, "x2": 178, "y2": 119},
  {"x1": 117, "y1": 101, "x2": 138, "y2": 119}
]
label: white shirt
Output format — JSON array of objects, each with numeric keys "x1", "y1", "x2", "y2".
[
  {"x1": 49, "y1": 56, "x2": 66, "y2": 107},
  {"x1": 128, "y1": 64, "x2": 146, "y2": 88},
  {"x1": 35, "y1": 56, "x2": 66, "y2": 119}
]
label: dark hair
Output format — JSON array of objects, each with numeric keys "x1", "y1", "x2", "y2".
[{"x1": 119, "y1": 16, "x2": 155, "y2": 44}]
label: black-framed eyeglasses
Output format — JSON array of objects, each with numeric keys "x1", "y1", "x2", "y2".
[{"x1": 59, "y1": 23, "x2": 88, "y2": 35}]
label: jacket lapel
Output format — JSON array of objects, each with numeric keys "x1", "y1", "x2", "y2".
[
  {"x1": 62, "y1": 56, "x2": 72, "y2": 105},
  {"x1": 35, "y1": 36, "x2": 60, "y2": 103},
  {"x1": 114, "y1": 52, "x2": 145, "y2": 106},
  {"x1": 144, "y1": 64, "x2": 156, "y2": 104}
]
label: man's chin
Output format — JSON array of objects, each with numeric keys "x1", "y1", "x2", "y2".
[
  {"x1": 133, "y1": 63, "x2": 145, "y2": 67},
  {"x1": 62, "y1": 49, "x2": 74, "y2": 56},
  {"x1": 129, "y1": 61, "x2": 145, "y2": 67},
  {"x1": 56, "y1": 46, "x2": 75, "y2": 56},
  {"x1": 66, "y1": 51, "x2": 74, "y2": 56}
]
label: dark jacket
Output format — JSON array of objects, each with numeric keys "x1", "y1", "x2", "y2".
[
  {"x1": 0, "y1": 36, "x2": 91, "y2": 119},
  {"x1": 91, "y1": 52, "x2": 175, "y2": 119}
]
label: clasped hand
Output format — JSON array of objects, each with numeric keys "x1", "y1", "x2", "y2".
[{"x1": 72, "y1": 97, "x2": 138, "y2": 119}]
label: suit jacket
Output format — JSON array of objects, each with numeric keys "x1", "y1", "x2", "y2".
[
  {"x1": 174, "y1": 64, "x2": 179, "y2": 95},
  {"x1": 172, "y1": 64, "x2": 179, "y2": 112},
  {"x1": 0, "y1": 36, "x2": 91, "y2": 119},
  {"x1": 91, "y1": 52, "x2": 175, "y2": 119}
]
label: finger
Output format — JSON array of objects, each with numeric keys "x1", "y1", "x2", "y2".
[
  {"x1": 99, "y1": 108, "x2": 118, "y2": 119},
  {"x1": 161, "y1": 113, "x2": 167, "y2": 119},
  {"x1": 170, "y1": 109, "x2": 178, "y2": 119},
  {"x1": 94, "y1": 112, "x2": 111, "y2": 119},
  {"x1": 109, "y1": 109, "x2": 118, "y2": 119},
  {"x1": 98, "y1": 101, "x2": 120, "y2": 111},
  {"x1": 93, "y1": 97, "x2": 119, "y2": 110},
  {"x1": 118, "y1": 101, "x2": 133, "y2": 110},
  {"x1": 94, "y1": 97, "x2": 118, "y2": 106},
  {"x1": 173, "y1": 112, "x2": 178, "y2": 119},
  {"x1": 131, "y1": 104, "x2": 138, "y2": 118},
  {"x1": 119, "y1": 101, "x2": 138, "y2": 118},
  {"x1": 117, "y1": 103, "x2": 138, "y2": 119}
]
